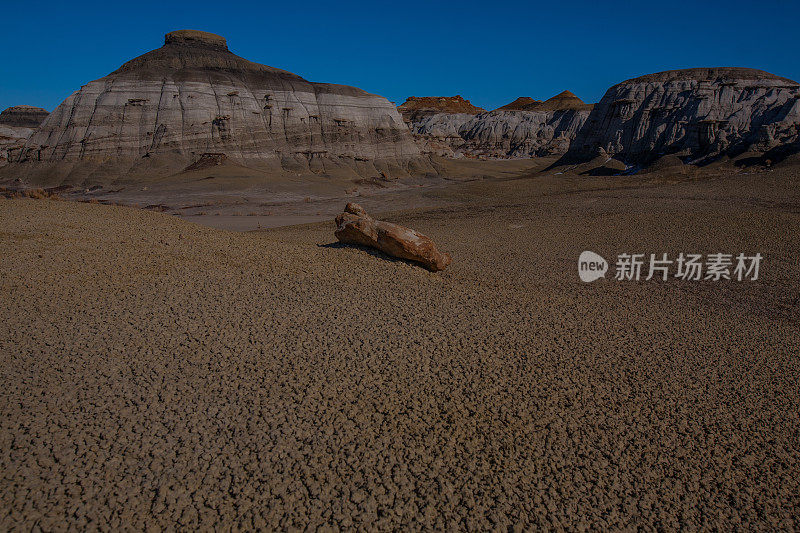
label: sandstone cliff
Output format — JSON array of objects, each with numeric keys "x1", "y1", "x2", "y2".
[
  {"x1": 563, "y1": 67, "x2": 800, "y2": 166},
  {"x1": 406, "y1": 91, "x2": 592, "y2": 158},
  {"x1": 4, "y1": 30, "x2": 427, "y2": 185}
]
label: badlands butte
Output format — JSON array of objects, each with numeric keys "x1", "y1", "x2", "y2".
[
  {"x1": 2, "y1": 29, "x2": 800, "y2": 529},
  {"x1": 2, "y1": 31, "x2": 800, "y2": 213}
]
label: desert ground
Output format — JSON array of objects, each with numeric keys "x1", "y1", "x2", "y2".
[{"x1": 1, "y1": 161, "x2": 799, "y2": 529}]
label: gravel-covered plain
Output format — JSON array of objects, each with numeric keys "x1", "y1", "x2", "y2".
[{"x1": 1, "y1": 166, "x2": 799, "y2": 529}]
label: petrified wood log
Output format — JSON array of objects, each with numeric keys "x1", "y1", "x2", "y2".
[{"x1": 334, "y1": 203, "x2": 451, "y2": 272}]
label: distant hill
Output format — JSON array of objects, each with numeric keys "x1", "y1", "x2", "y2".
[
  {"x1": 398, "y1": 96, "x2": 485, "y2": 123},
  {"x1": 0, "y1": 105, "x2": 49, "y2": 128},
  {"x1": 496, "y1": 91, "x2": 593, "y2": 112}
]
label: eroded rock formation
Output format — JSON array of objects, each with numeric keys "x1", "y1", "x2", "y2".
[
  {"x1": 406, "y1": 91, "x2": 592, "y2": 158},
  {"x1": 4, "y1": 30, "x2": 428, "y2": 184},
  {"x1": 0, "y1": 125, "x2": 33, "y2": 166},
  {"x1": 563, "y1": 68, "x2": 800, "y2": 165},
  {"x1": 0, "y1": 106, "x2": 49, "y2": 167},
  {"x1": 335, "y1": 203, "x2": 451, "y2": 271}
]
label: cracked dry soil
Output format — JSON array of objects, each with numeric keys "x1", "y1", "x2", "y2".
[{"x1": 1, "y1": 168, "x2": 799, "y2": 530}]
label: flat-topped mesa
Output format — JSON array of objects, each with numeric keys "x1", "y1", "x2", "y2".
[
  {"x1": 3, "y1": 30, "x2": 428, "y2": 185},
  {"x1": 398, "y1": 95, "x2": 485, "y2": 123},
  {"x1": 563, "y1": 67, "x2": 800, "y2": 166},
  {"x1": 399, "y1": 95, "x2": 484, "y2": 114},
  {"x1": 164, "y1": 30, "x2": 228, "y2": 50},
  {"x1": 0, "y1": 106, "x2": 49, "y2": 128},
  {"x1": 621, "y1": 67, "x2": 798, "y2": 85}
]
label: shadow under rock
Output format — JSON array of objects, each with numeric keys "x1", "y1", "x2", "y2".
[
  {"x1": 318, "y1": 242, "x2": 424, "y2": 270},
  {"x1": 734, "y1": 142, "x2": 800, "y2": 168}
]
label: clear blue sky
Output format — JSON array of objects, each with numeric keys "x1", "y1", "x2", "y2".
[{"x1": 2, "y1": 0, "x2": 798, "y2": 112}]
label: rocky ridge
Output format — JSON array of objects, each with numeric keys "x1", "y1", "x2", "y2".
[
  {"x1": 407, "y1": 91, "x2": 592, "y2": 158},
  {"x1": 3, "y1": 30, "x2": 428, "y2": 185},
  {"x1": 563, "y1": 67, "x2": 800, "y2": 166}
]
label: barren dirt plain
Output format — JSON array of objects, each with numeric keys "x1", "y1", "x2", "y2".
[{"x1": 1, "y1": 163, "x2": 799, "y2": 529}]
